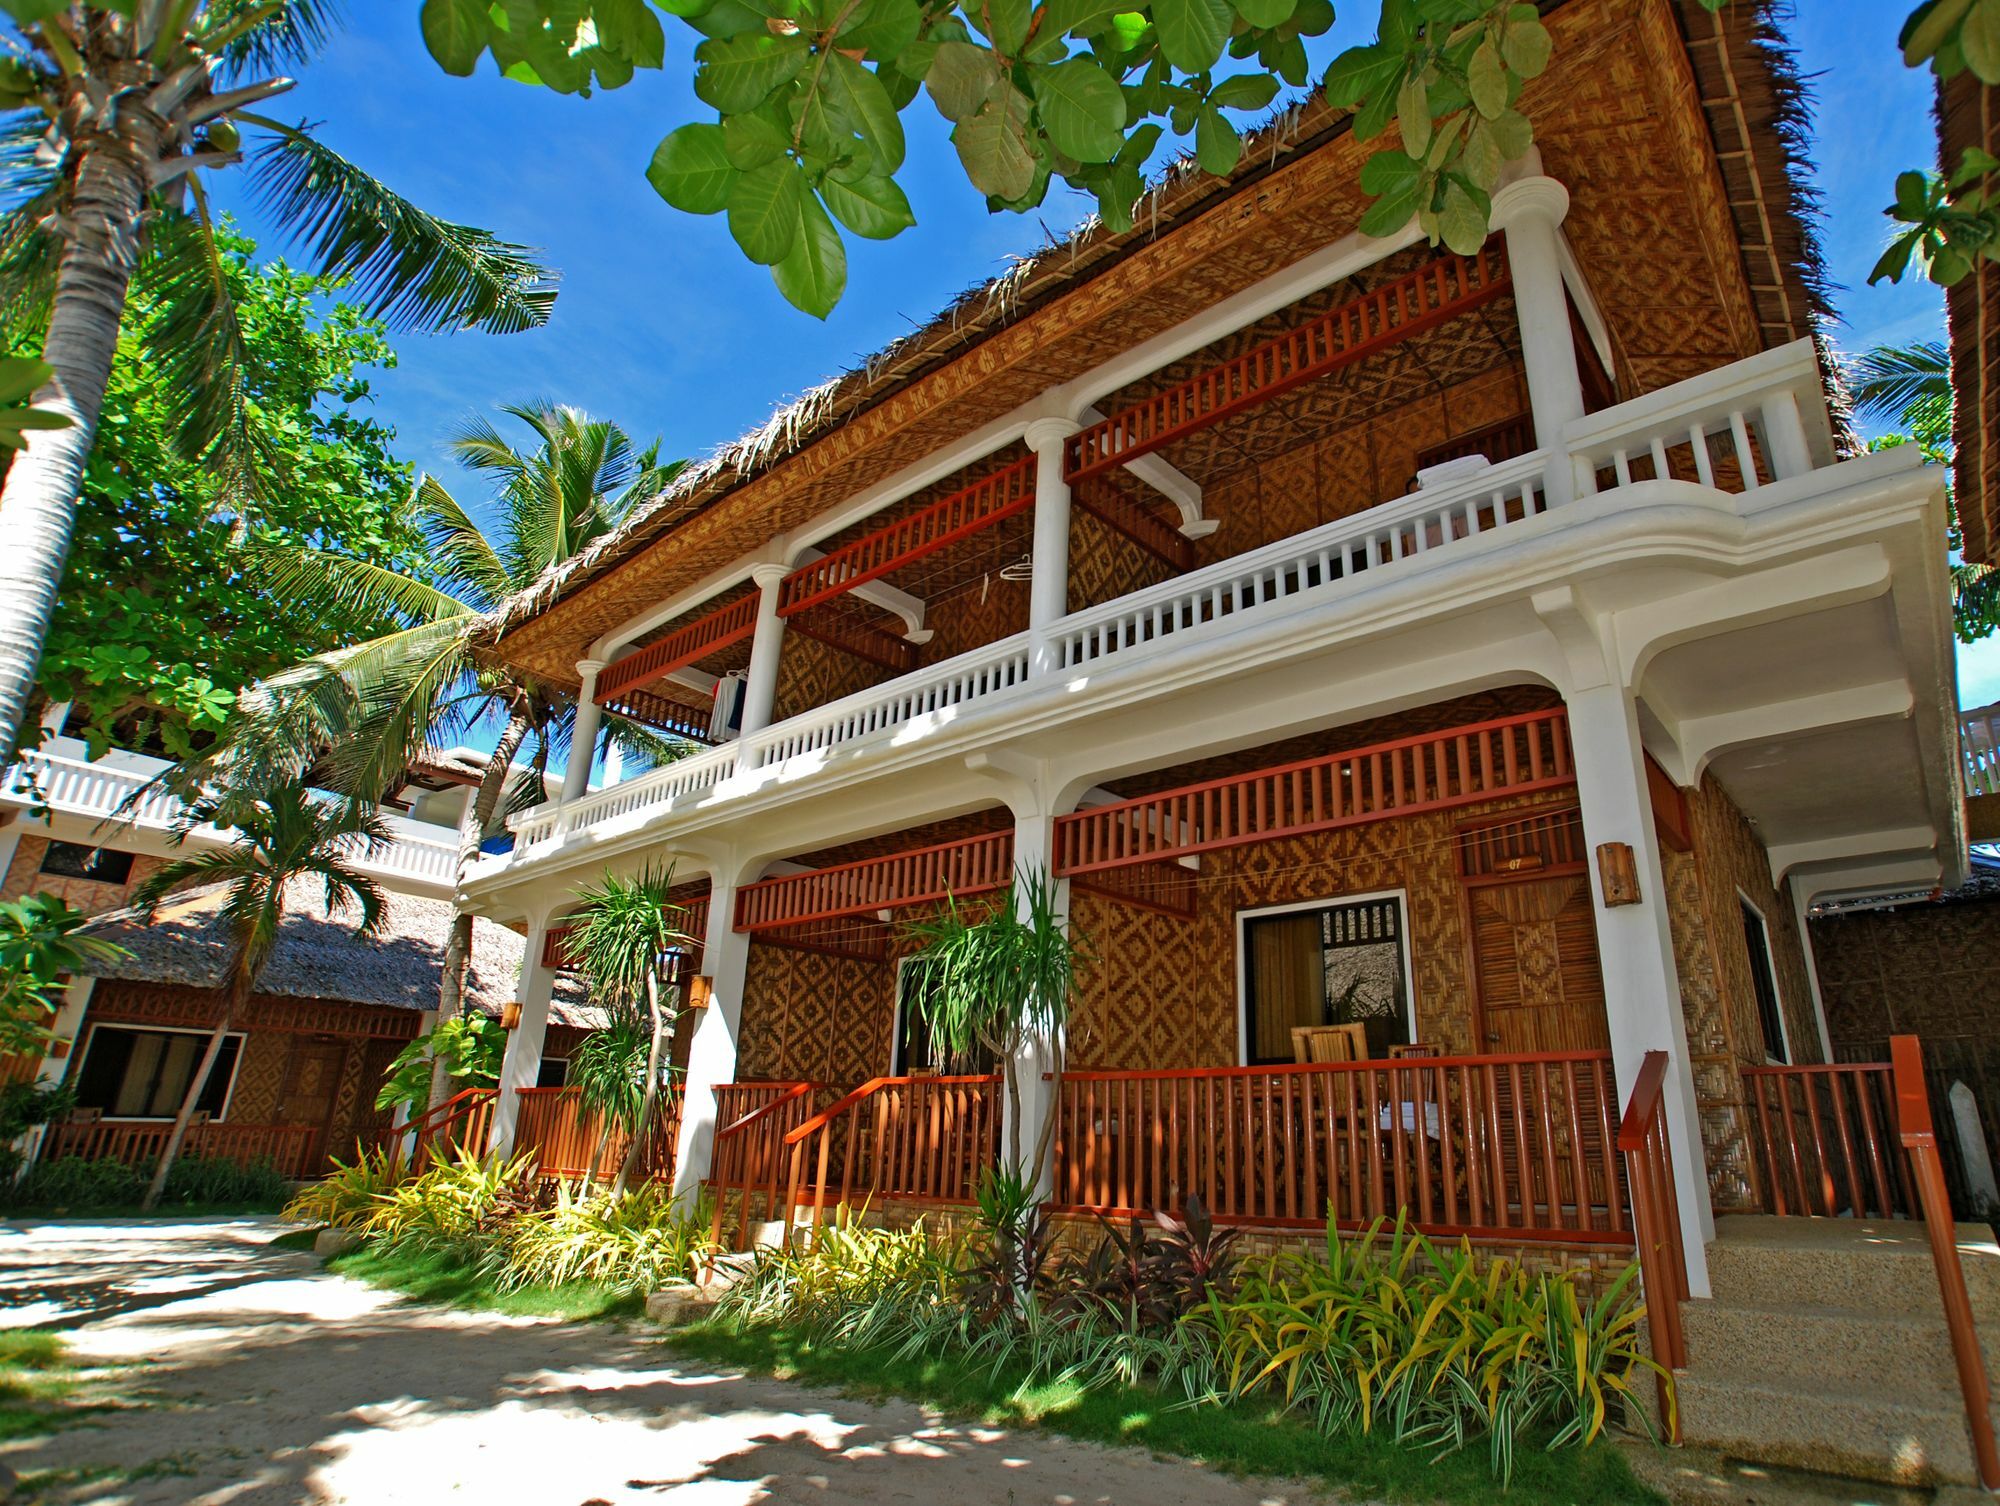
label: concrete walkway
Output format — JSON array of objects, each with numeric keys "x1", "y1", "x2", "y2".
[{"x1": 0, "y1": 1218, "x2": 1316, "y2": 1505}]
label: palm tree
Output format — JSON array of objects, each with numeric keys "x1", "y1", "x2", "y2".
[
  {"x1": 130, "y1": 778, "x2": 388, "y2": 1209},
  {"x1": 568, "y1": 866, "x2": 691, "y2": 1195},
  {"x1": 188, "y1": 404, "x2": 690, "y2": 1056},
  {"x1": 0, "y1": 3, "x2": 559, "y2": 760},
  {"x1": 1849, "y1": 338, "x2": 1999, "y2": 642}
]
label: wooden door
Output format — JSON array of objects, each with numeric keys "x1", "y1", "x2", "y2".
[
  {"x1": 1467, "y1": 876, "x2": 1610, "y2": 1054},
  {"x1": 279, "y1": 1037, "x2": 346, "y2": 1175}
]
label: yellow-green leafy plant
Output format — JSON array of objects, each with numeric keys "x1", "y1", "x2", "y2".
[
  {"x1": 494, "y1": 1181, "x2": 717, "y2": 1293},
  {"x1": 719, "y1": 1210, "x2": 966, "y2": 1342},
  {"x1": 360, "y1": 1147, "x2": 535, "y2": 1255},
  {"x1": 281, "y1": 1146, "x2": 410, "y2": 1229}
]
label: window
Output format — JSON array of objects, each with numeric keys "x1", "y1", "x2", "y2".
[
  {"x1": 1242, "y1": 895, "x2": 1412, "y2": 1064},
  {"x1": 39, "y1": 841, "x2": 134, "y2": 885},
  {"x1": 73, "y1": 1026, "x2": 241, "y2": 1119},
  {"x1": 891, "y1": 957, "x2": 994, "y2": 1075},
  {"x1": 536, "y1": 1057, "x2": 569, "y2": 1089},
  {"x1": 1739, "y1": 898, "x2": 1789, "y2": 1063}
]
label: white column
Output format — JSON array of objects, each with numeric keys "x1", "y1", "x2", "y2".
[
  {"x1": 0, "y1": 822, "x2": 22, "y2": 900},
  {"x1": 1496, "y1": 177, "x2": 1585, "y2": 505},
  {"x1": 488, "y1": 906, "x2": 559, "y2": 1159},
  {"x1": 34, "y1": 974, "x2": 93, "y2": 1087},
  {"x1": 1566, "y1": 681, "x2": 1715, "y2": 1293},
  {"x1": 672, "y1": 861, "x2": 755, "y2": 1205},
  {"x1": 1789, "y1": 875, "x2": 1835, "y2": 1062},
  {"x1": 735, "y1": 564, "x2": 791, "y2": 753},
  {"x1": 1005, "y1": 805, "x2": 1067, "y2": 1198},
  {"x1": 1024, "y1": 418, "x2": 1080, "y2": 677},
  {"x1": 564, "y1": 658, "x2": 606, "y2": 801}
]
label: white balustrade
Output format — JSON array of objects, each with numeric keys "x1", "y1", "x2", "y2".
[
  {"x1": 1964, "y1": 705, "x2": 2000, "y2": 799},
  {"x1": 508, "y1": 740, "x2": 739, "y2": 849}
]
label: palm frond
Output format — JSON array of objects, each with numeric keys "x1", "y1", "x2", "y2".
[
  {"x1": 0, "y1": 112, "x2": 58, "y2": 334},
  {"x1": 249, "y1": 534, "x2": 476, "y2": 626},
  {"x1": 1848, "y1": 340, "x2": 1951, "y2": 426},
  {"x1": 202, "y1": 0, "x2": 346, "y2": 78},
  {"x1": 315, "y1": 622, "x2": 488, "y2": 800},
  {"x1": 412, "y1": 475, "x2": 514, "y2": 606},
  {"x1": 240, "y1": 117, "x2": 557, "y2": 335}
]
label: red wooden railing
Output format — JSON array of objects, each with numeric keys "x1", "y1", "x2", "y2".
[
  {"x1": 705, "y1": 1080, "x2": 824, "y2": 1250},
  {"x1": 511, "y1": 1086, "x2": 681, "y2": 1183},
  {"x1": 1744, "y1": 1062, "x2": 1912, "y2": 1219},
  {"x1": 1066, "y1": 243, "x2": 1511, "y2": 482},
  {"x1": 1052, "y1": 1052, "x2": 1626, "y2": 1241},
  {"x1": 781, "y1": 1074, "x2": 1003, "y2": 1236},
  {"x1": 41, "y1": 1119, "x2": 319, "y2": 1178},
  {"x1": 1891, "y1": 1034, "x2": 2000, "y2": 1489},
  {"x1": 595, "y1": 594, "x2": 760, "y2": 706},
  {"x1": 1616, "y1": 1050, "x2": 1688, "y2": 1440},
  {"x1": 405, "y1": 1086, "x2": 498, "y2": 1172},
  {"x1": 1054, "y1": 709, "x2": 1573, "y2": 876},
  {"x1": 599, "y1": 682, "x2": 718, "y2": 742},
  {"x1": 780, "y1": 457, "x2": 1037, "y2": 618},
  {"x1": 734, "y1": 830, "x2": 1013, "y2": 931}
]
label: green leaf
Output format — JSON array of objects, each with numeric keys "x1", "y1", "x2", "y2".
[
  {"x1": 773, "y1": 187, "x2": 848, "y2": 316},
  {"x1": 420, "y1": 0, "x2": 489, "y2": 75},
  {"x1": 1030, "y1": 57, "x2": 1127, "y2": 163},
  {"x1": 1359, "y1": 147, "x2": 1423, "y2": 197},
  {"x1": 1964, "y1": 0, "x2": 2000, "y2": 82},
  {"x1": 1904, "y1": 0, "x2": 1976, "y2": 65},
  {"x1": 0, "y1": 0, "x2": 70, "y2": 22},
  {"x1": 1153, "y1": 0, "x2": 1232, "y2": 73},
  {"x1": 1488, "y1": 106, "x2": 1532, "y2": 160},
  {"x1": 1895, "y1": 169, "x2": 1933, "y2": 221},
  {"x1": 1324, "y1": 44, "x2": 1401, "y2": 107},
  {"x1": 727, "y1": 158, "x2": 805, "y2": 263},
  {"x1": 820, "y1": 171, "x2": 917, "y2": 238},
  {"x1": 977, "y1": 0, "x2": 1034, "y2": 52},
  {"x1": 595, "y1": 0, "x2": 668, "y2": 67},
  {"x1": 1039, "y1": 0, "x2": 1130, "y2": 38},
  {"x1": 1436, "y1": 177, "x2": 1488, "y2": 254},
  {"x1": 1467, "y1": 37, "x2": 1506, "y2": 117},
  {"x1": 1460, "y1": 115, "x2": 1500, "y2": 186},
  {"x1": 647, "y1": 123, "x2": 740, "y2": 213},
  {"x1": 1230, "y1": 0, "x2": 1296, "y2": 27},
  {"x1": 926, "y1": 40, "x2": 1005, "y2": 122},
  {"x1": 1498, "y1": 14, "x2": 1550, "y2": 78},
  {"x1": 693, "y1": 32, "x2": 810, "y2": 113},
  {"x1": 1868, "y1": 230, "x2": 1920, "y2": 286},
  {"x1": 1194, "y1": 105, "x2": 1241, "y2": 175},
  {"x1": 839, "y1": 0, "x2": 924, "y2": 58},
  {"x1": 723, "y1": 110, "x2": 791, "y2": 168},
  {"x1": 827, "y1": 52, "x2": 907, "y2": 173},
  {"x1": 954, "y1": 82, "x2": 1037, "y2": 200},
  {"x1": 0, "y1": 357, "x2": 52, "y2": 405},
  {"x1": 1209, "y1": 72, "x2": 1280, "y2": 110},
  {"x1": 1395, "y1": 73, "x2": 1428, "y2": 155}
]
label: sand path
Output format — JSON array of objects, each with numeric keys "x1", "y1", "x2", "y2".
[{"x1": 0, "y1": 1217, "x2": 1322, "y2": 1505}]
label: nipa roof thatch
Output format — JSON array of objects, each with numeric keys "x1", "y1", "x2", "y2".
[
  {"x1": 478, "y1": 0, "x2": 1833, "y2": 689},
  {"x1": 78, "y1": 880, "x2": 601, "y2": 1028},
  {"x1": 1940, "y1": 72, "x2": 2000, "y2": 566}
]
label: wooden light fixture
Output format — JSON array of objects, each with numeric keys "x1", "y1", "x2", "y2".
[
  {"x1": 1597, "y1": 842, "x2": 1641, "y2": 906},
  {"x1": 500, "y1": 1001, "x2": 523, "y2": 1030},
  {"x1": 687, "y1": 974, "x2": 714, "y2": 1011}
]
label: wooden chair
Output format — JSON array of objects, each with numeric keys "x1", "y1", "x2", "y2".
[
  {"x1": 1388, "y1": 1043, "x2": 1438, "y2": 1060},
  {"x1": 1291, "y1": 1023, "x2": 1367, "y2": 1064}
]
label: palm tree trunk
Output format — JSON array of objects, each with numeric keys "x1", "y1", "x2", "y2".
[
  {"x1": 613, "y1": 972, "x2": 666, "y2": 1198},
  {"x1": 428, "y1": 710, "x2": 532, "y2": 1110},
  {"x1": 141, "y1": 964, "x2": 250, "y2": 1212},
  {"x1": 0, "y1": 69, "x2": 164, "y2": 761}
]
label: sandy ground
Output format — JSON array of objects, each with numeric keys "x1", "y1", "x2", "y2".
[{"x1": 0, "y1": 1217, "x2": 1323, "y2": 1506}]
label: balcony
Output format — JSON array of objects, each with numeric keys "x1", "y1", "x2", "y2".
[{"x1": 490, "y1": 340, "x2": 1855, "y2": 874}]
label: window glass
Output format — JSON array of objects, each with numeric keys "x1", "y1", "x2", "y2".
[
  {"x1": 536, "y1": 1057, "x2": 569, "y2": 1089},
  {"x1": 1739, "y1": 899, "x2": 1789, "y2": 1063},
  {"x1": 39, "y1": 841, "x2": 135, "y2": 884},
  {"x1": 1244, "y1": 896, "x2": 1411, "y2": 1063},
  {"x1": 74, "y1": 1026, "x2": 240, "y2": 1119}
]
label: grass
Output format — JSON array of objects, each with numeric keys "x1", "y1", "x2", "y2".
[
  {"x1": 324, "y1": 1242, "x2": 645, "y2": 1322},
  {"x1": 0, "y1": 1200, "x2": 289, "y2": 1220},
  {"x1": 662, "y1": 1320, "x2": 1666, "y2": 1506},
  {"x1": 0, "y1": 1330, "x2": 103, "y2": 1442}
]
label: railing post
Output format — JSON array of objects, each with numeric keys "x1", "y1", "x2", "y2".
[
  {"x1": 1758, "y1": 389, "x2": 1813, "y2": 482},
  {"x1": 489, "y1": 906, "x2": 559, "y2": 1159},
  {"x1": 1025, "y1": 417, "x2": 1082, "y2": 677}
]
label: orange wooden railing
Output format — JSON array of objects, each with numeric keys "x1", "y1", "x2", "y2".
[
  {"x1": 595, "y1": 594, "x2": 760, "y2": 706},
  {"x1": 1892, "y1": 1034, "x2": 2000, "y2": 1489},
  {"x1": 705, "y1": 1080, "x2": 824, "y2": 1250},
  {"x1": 1054, "y1": 709, "x2": 1572, "y2": 876},
  {"x1": 599, "y1": 682, "x2": 718, "y2": 742},
  {"x1": 1744, "y1": 1062, "x2": 1913, "y2": 1219},
  {"x1": 41, "y1": 1119, "x2": 320, "y2": 1178},
  {"x1": 1052, "y1": 1052, "x2": 1626, "y2": 1242},
  {"x1": 780, "y1": 456, "x2": 1037, "y2": 618},
  {"x1": 1616, "y1": 1050, "x2": 1688, "y2": 1440},
  {"x1": 511, "y1": 1085, "x2": 681, "y2": 1183},
  {"x1": 734, "y1": 830, "x2": 1013, "y2": 931},
  {"x1": 405, "y1": 1086, "x2": 498, "y2": 1172},
  {"x1": 1066, "y1": 243, "x2": 1510, "y2": 482},
  {"x1": 781, "y1": 1074, "x2": 1003, "y2": 1236}
]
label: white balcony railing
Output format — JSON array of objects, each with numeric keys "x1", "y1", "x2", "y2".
[
  {"x1": 1965, "y1": 705, "x2": 2000, "y2": 798},
  {"x1": 0, "y1": 748, "x2": 461, "y2": 888},
  {"x1": 493, "y1": 341, "x2": 1843, "y2": 867}
]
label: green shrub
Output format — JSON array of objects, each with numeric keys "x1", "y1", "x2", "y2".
[
  {"x1": 359, "y1": 1147, "x2": 536, "y2": 1255},
  {"x1": 281, "y1": 1145, "x2": 409, "y2": 1228},
  {"x1": 492, "y1": 1181, "x2": 716, "y2": 1293},
  {"x1": 161, "y1": 1154, "x2": 290, "y2": 1208},
  {"x1": 3, "y1": 1152, "x2": 290, "y2": 1212}
]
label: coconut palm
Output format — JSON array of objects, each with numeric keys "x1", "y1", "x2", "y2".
[
  {"x1": 568, "y1": 864, "x2": 692, "y2": 1196},
  {"x1": 1849, "y1": 338, "x2": 1999, "y2": 642},
  {"x1": 185, "y1": 403, "x2": 690, "y2": 1052},
  {"x1": 130, "y1": 778, "x2": 388, "y2": 1209},
  {"x1": 0, "y1": 2, "x2": 558, "y2": 761}
]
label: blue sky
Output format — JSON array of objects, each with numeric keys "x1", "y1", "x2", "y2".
[{"x1": 210, "y1": 2, "x2": 1994, "y2": 706}]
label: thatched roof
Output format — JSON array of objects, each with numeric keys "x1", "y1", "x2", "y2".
[
  {"x1": 1940, "y1": 72, "x2": 1999, "y2": 564},
  {"x1": 477, "y1": 0, "x2": 1832, "y2": 690},
  {"x1": 77, "y1": 880, "x2": 600, "y2": 1027}
]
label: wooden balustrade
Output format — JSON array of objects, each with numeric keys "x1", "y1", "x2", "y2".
[
  {"x1": 41, "y1": 1119, "x2": 320, "y2": 1178},
  {"x1": 734, "y1": 830, "x2": 1013, "y2": 931},
  {"x1": 595, "y1": 594, "x2": 760, "y2": 706},
  {"x1": 1066, "y1": 244, "x2": 1509, "y2": 482},
  {"x1": 1052, "y1": 1052, "x2": 1626, "y2": 1241},
  {"x1": 599, "y1": 683, "x2": 718, "y2": 742},
  {"x1": 1744, "y1": 1062, "x2": 1912, "y2": 1219},
  {"x1": 406, "y1": 1086, "x2": 498, "y2": 1172},
  {"x1": 1891, "y1": 1035, "x2": 2000, "y2": 1489},
  {"x1": 1963, "y1": 702, "x2": 2000, "y2": 797},
  {"x1": 1054, "y1": 709, "x2": 1573, "y2": 876},
  {"x1": 706, "y1": 1081, "x2": 825, "y2": 1250},
  {"x1": 780, "y1": 457, "x2": 1037, "y2": 618},
  {"x1": 1616, "y1": 1050, "x2": 1688, "y2": 1441},
  {"x1": 781, "y1": 1074, "x2": 1003, "y2": 1236},
  {"x1": 511, "y1": 1086, "x2": 682, "y2": 1183}
]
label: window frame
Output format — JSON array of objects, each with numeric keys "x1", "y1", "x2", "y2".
[
  {"x1": 72, "y1": 1022, "x2": 247, "y2": 1122},
  {"x1": 1737, "y1": 891, "x2": 1791, "y2": 1065},
  {"x1": 38, "y1": 840, "x2": 135, "y2": 885},
  {"x1": 1233, "y1": 889, "x2": 1418, "y2": 1066}
]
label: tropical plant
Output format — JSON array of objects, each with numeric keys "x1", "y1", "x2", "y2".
[
  {"x1": 0, "y1": 892, "x2": 126, "y2": 1054},
  {"x1": 567, "y1": 1012, "x2": 651, "y2": 1186},
  {"x1": 490, "y1": 1180, "x2": 715, "y2": 1293},
  {"x1": 2, "y1": 1150, "x2": 286, "y2": 1210},
  {"x1": 0, "y1": 1078, "x2": 72, "y2": 1182},
  {"x1": 129, "y1": 777, "x2": 389, "y2": 1209},
  {"x1": 0, "y1": 3, "x2": 558, "y2": 762},
  {"x1": 0, "y1": 355, "x2": 65, "y2": 451},
  {"x1": 281, "y1": 1144, "x2": 411, "y2": 1229},
  {"x1": 1849, "y1": 337, "x2": 2000, "y2": 642},
  {"x1": 178, "y1": 404, "x2": 688, "y2": 1069},
  {"x1": 567, "y1": 864, "x2": 693, "y2": 1195},
  {"x1": 375, "y1": 1013, "x2": 506, "y2": 1116},
  {"x1": 900, "y1": 865, "x2": 1087, "y2": 1186},
  {"x1": 359, "y1": 1145, "x2": 536, "y2": 1256}
]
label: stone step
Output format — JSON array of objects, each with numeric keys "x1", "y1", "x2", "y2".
[
  {"x1": 1705, "y1": 1215, "x2": 2000, "y2": 1322},
  {"x1": 1679, "y1": 1297, "x2": 1999, "y2": 1395},
  {"x1": 1675, "y1": 1370, "x2": 1993, "y2": 1488}
]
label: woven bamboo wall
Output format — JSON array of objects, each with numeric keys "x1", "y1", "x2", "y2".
[{"x1": 2, "y1": 834, "x2": 165, "y2": 912}]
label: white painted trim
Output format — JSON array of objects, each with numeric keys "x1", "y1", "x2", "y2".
[
  {"x1": 73, "y1": 1021, "x2": 249, "y2": 1123},
  {"x1": 1734, "y1": 887, "x2": 1792, "y2": 1065},
  {"x1": 1232, "y1": 889, "x2": 1417, "y2": 1066},
  {"x1": 1788, "y1": 873, "x2": 1835, "y2": 1063}
]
